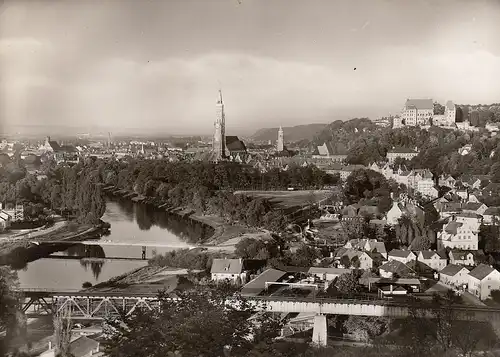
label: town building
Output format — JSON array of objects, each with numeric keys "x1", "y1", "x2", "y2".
[
  {"x1": 385, "y1": 199, "x2": 425, "y2": 226},
  {"x1": 313, "y1": 143, "x2": 348, "y2": 162},
  {"x1": 386, "y1": 147, "x2": 419, "y2": 164},
  {"x1": 437, "y1": 214, "x2": 480, "y2": 251},
  {"x1": 277, "y1": 126, "x2": 284, "y2": 152},
  {"x1": 448, "y1": 250, "x2": 480, "y2": 266},
  {"x1": 212, "y1": 90, "x2": 227, "y2": 162},
  {"x1": 439, "y1": 264, "x2": 470, "y2": 289},
  {"x1": 387, "y1": 250, "x2": 416, "y2": 264},
  {"x1": 438, "y1": 174, "x2": 456, "y2": 188},
  {"x1": 210, "y1": 258, "x2": 266, "y2": 285},
  {"x1": 401, "y1": 99, "x2": 433, "y2": 126},
  {"x1": 416, "y1": 250, "x2": 447, "y2": 271},
  {"x1": 307, "y1": 267, "x2": 351, "y2": 283},
  {"x1": 325, "y1": 164, "x2": 365, "y2": 180},
  {"x1": 468, "y1": 264, "x2": 500, "y2": 300},
  {"x1": 379, "y1": 260, "x2": 414, "y2": 279},
  {"x1": 483, "y1": 207, "x2": 500, "y2": 225},
  {"x1": 0, "y1": 209, "x2": 11, "y2": 231}
]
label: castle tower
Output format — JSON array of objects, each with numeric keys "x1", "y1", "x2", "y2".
[
  {"x1": 213, "y1": 90, "x2": 226, "y2": 161},
  {"x1": 277, "y1": 126, "x2": 284, "y2": 152}
]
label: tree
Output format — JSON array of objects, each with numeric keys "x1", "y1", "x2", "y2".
[
  {"x1": 451, "y1": 320, "x2": 496, "y2": 357},
  {"x1": 285, "y1": 245, "x2": 321, "y2": 267},
  {"x1": 344, "y1": 316, "x2": 390, "y2": 342},
  {"x1": 0, "y1": 267, "x2": 25, "y2": 355},
  {"x1": 433, "y1": 102, "x2": 445, "y2": 115},
  {"x1": 430, "y1": 291, "x2": 459, "y2": 353},
  {"x1": 54, "y1": 308, "x2": 73, "y2": 357},
  {"x1": 104, "y1": 284, "x2": 285, "y2": 357},
  {"x1": 335, "y1": 272, "x2": 361, "y2": 296}
]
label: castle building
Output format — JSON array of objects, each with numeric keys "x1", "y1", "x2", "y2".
[
  {"x1": 213, "y1": 90, "x2": 227, "y2": 161},
  {"x1": 277, "y1": 126, "x2": 284, "y2": 152},
  {"x1": 401, "y1": 99, "x2": 433, "y2": 126}
]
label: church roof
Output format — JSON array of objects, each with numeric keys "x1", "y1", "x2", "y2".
[{"x1": 226, "y1": 136, "x2": 247, "y2": 152}]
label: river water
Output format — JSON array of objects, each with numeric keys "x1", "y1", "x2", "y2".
[{"x1": 16, "y1": 198, "x2": 213, "y2": 290}]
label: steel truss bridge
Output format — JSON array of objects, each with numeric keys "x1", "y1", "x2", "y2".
[
  {"x1": 18, "y1": 288, "x2": 500, "y2": 322},
  {"x1": 20, "y1": 289, "x2": 167, "y2": 320}
]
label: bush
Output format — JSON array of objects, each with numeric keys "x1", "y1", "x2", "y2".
[{"x1": 82, "y1": 281, "x2": 93, "y2": 289}]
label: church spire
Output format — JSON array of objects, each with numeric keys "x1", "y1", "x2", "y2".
[{"x1": 217, "y1": 89, "x2": 223, "y2": 105}]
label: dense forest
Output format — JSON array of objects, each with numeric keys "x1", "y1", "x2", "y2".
[
  {"x1": 1, "y1": 155, "x2": 339, "y2": 233},
  {"x1": 96, "y1": 159, "x2": 339, "y2": 231},
  {"x1": 0, "y1": 160, "x2": 106, "y2": 224},
  {"x1": 313, "y1": 119, "x2": 500, "y2": 180}
]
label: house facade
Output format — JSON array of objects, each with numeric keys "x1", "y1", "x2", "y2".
[
  {"x1": 468, "y1": 264, "x2": 500, "y2": 300},
  {"x1": 439, "y1": 264, "x2": 470, "y2": 289},
  {"x1": 210, "y1": 259, "x2": 265, "y2": 285},
  {"x1": 437, "y1": 215, "x2": 480, "y2": 251},
  {"x1": 449, "y1": 250, "x2": 476, "y2": 266},
  {"x1": 417, "y1": 251, "x2": 447, "y2": 271},
  {"x1": 387, "y1": 250, "x2": 417, "y2": 264},
  {"x1": 386, "y1": 147, "x2": 419, "y2": 164}
]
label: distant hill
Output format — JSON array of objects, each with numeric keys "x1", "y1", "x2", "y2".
[{"x1": 251, "y1": 123, "x2": 328, "y2": 142}]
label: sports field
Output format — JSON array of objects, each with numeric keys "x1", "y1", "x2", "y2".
[{"x1": 233, "y1": 190, "x2": 333, "y2": 209}]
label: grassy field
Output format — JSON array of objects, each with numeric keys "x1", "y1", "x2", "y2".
[{"x1": 233, "y1": 190, "x2": 333, "y2": 209}]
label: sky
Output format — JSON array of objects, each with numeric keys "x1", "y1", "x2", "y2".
[{"x1": 1, "y1": 0, "x2": 500, "y2": 135}]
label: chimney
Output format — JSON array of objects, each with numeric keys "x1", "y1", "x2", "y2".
[
  {"x1": 48, "y1": 341, "x2": 52, "y2": 350},
  {"x1": 239, "y1": 258, "x2": 242, "y2": 264}
]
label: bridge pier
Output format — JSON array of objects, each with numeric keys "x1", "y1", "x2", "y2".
[{"x1": 311, "y1": 314, "x2": 327, "y2": 347}]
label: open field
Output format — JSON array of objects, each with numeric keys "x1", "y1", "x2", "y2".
[{"x1": 233, "y1": 190, "x2": 333, "y2": 209}]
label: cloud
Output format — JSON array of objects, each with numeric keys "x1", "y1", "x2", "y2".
[{"x1": 2, "y1": 39, "x2": 500, "y2": 134}]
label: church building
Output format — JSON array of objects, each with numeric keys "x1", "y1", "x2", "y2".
[{"x1": 206, "y1": 90, "x2": 247, "y2": 162}]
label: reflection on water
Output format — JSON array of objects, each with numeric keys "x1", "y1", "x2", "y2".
[
  {"x1": 15, "y1": 198, "x2": 213, "y2": 290},
  {"x1": 17, "y1": 258, "x2": 147, "y2": 290}
]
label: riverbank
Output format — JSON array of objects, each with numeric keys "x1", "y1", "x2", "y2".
[
  {"x1": 0, "y1": 220, "x2": 107, "y2": 257},
  {"x1": 83, "y1": 264, "x2": 204, "y2": 294},
  {"x1": 103, "y1": 185, "x2": 272, "y2": 251}
]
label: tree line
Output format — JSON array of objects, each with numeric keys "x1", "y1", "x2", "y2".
[{"x1": 0, "y1": 160, "x2": 106, "y2": 224}]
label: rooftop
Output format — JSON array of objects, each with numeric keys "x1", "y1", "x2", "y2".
[
  {"x1": 404, "y1": 98, "x2": 433, "y2": 110},
  {"x1": 469, "y1": 264, "x2": 496, "y2": 281},
  {"x1": 440, "y1": 264, "x2": 469, "y2": 277}
]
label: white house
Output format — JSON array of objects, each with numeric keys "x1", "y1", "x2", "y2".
[
  {"x1": 483, "y1": 207, "x2": 500, "y2": 225},
  {"x1": 416, "y1": 251, "x2": 447, "y2": 271},
  {"x1": 448, "y1": 250, "x2": 479, "y2": 267},
  {"x1": 344, "y1": 239, "x2": 387, "y2": 259},
  {"x1": 437, "y1": 215, "x2": 480, "y2": 251},
  {"x1": 439, "y1": 264, "x2": 470, "y2": 289},
  {"x1": 210, "y1": 259, "x2": 266, "y2": 285},
  {"x1": 386, "y1": 147, "x2": 419, "y2": 164},
  {"x1": 387, "y1": 249, "x2": 417, "y2": 264},
  {"x1": 307, "y1": 267, "x2": 351, "y2": 282},
  {"x1": 335, "y1": 249, "x2": 375, "y2": 270},
  {"x1": 386, "y1": 199, "x2": 424, "y2": 226},
  {"x1": 0, "y1": 210, "x2": 11, "y2": 231},
  {"x1": 468, "y1": 264, "x2": 500, "y2": 300}
]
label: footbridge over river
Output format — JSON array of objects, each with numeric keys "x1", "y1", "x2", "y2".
[{"x1": 18, "y1": 289, "x2": 500, "y2": 346}]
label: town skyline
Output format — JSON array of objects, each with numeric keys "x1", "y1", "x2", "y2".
[{"x1": 1, "y1": 0, "x2": 500, "y2": 135}]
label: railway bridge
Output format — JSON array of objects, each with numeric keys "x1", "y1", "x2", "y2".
[{"x1": 18, "y1": 288, "x2": 500, "y2": 346}]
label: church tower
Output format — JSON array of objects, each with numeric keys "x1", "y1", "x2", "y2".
[
  {"x1": 277, "y1": 126, "x2": 284, "y2": 152},
  {"x1": 213, "y1": 90, "x2": 226, "y2": 161}
]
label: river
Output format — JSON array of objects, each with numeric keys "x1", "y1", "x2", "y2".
[{"x1": 15, "y1": 198, "x2": 214, "y2": 290}]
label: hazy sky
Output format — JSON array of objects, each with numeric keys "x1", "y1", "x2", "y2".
[{"x1": 1, "y1": 0, "x2": 499, "y2": 135}]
